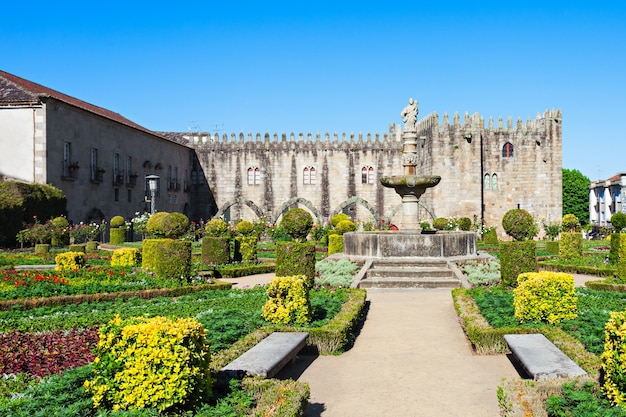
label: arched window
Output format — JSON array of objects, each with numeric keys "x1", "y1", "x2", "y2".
[
  {"x1": 502, "y1": 142, "x2": 514, "y2": 158},
  {"x1": 247, "y1": 166, "x2": 261, "y2": 185},
  {"x1": 361, "y1": 166, "x2": 376, "y2": 184},
  {"x1": 303, "y1": 166, "x2": 316, "y2": 185},
  {"x1": 484, "y1": 173, "x2": 490, "y2": 190},
  {"x1": 491, "y1": 174, "x2": 498, "y2": 190}
]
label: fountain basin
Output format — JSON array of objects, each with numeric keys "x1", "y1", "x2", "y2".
[
  {"x1": 343, "y1": 231, "x2": 476, "y2": 259},
  {"x1": 379, "y1": 175, "x2": 441, "y2": 196}
]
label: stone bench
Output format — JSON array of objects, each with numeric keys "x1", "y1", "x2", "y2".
[
  {"x1": 504, "y1": 334, "x2": 587, "y2": 380},
  {"x1": 221, "y1": 332, "x2": 309, "y2": 378}
]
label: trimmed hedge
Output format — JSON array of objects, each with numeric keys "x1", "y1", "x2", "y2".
[
  {"x1": 275, "y1": 241, "x2": 316, "y2": 286},
  {"x1": 234, "y1": 236, "x2": 258, "y2": 262},
  {"x1": 513, "y1": 271, "x2": 578, "y2": 324},
  {"x1": 109, "y1": 227, "x2": 126, "y2": 246},
  {"x1": 328, "y1": 234, "x2": 344, "y2": 256},
  {"x1": 202, "y1": 236, "x2": 230, "y2": 266},
  {"x1": 0, "y1": 180, "x2": 66, "y2": 247},
  {"x1": 483, "y1": 228, "x2": 498, "y2": 245},
  {"x1": 499, "y1": 240, "x2": 537, "y2": 288},
  {"x1": 142, "y1": 238, "x2": 191, "y2": 283},
  {"x1": 560, "y1": 232, "x2": 583, "y2": 260},
  {"x1": 545, "y1": 241, "x2": 559, "y2": 255}
]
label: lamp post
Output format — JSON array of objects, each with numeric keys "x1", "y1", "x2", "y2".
[{"x1": 146, "y1": 175, "x2": 159, "y2": 214}]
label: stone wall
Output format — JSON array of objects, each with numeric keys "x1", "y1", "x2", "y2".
[{"x1": 186, "y1": 108, "x2": 562, "y2": 237}]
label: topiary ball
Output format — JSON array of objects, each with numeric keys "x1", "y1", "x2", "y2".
[
  {"x1": 146, "y1": 212, "x2": 169, "y2": 237},
  {"x1": 109, "y1": 215, "x2": 126, "y2": 228},
  {"x1": 335, "y1": 219, "x2": 357, "y2": 234},
  {"x1": 433, "y1": 217, "x2": 449, "y2": 230},
  {"x1": 502, "y1": 208, "x2": 538, "y2": 241},
  {"x1": 330, "y1": 213, "x2": 350, "y2": 228},
  {"x1": 561, "y1": 213, "x2": 579, "y2": 231},
  {"x1": 280, "y1": 208, "x2": 313, "y2": 241},
  {"x1": 162, "y1": 212, "x2": 189, "y2": 239},
  {"x1": 51, "y1": 216, "x2": 69, "y2": 228},
  {"x1": 235, "y1": 220, "x2": 255, "y2": 236},
  {"x1": 611, "y1": 212, "x2": 626, "y2": 233},
  {"x1": 459, "y1": 217, "x2": 472, "y2": 231},
  {"x1": 205, "y1": 218, "x2": 229, "y2": 237}
]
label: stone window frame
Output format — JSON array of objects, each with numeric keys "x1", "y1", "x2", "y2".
[
  {"x1": 247, "y1": 166, "x2": 261, "y2": 185},
  {"x1": 361, "y1": 166, "x2": 375, "y2": 184},
  {"x1": 303, "y1": 166, "x2": 316, "y2": 185},
  {"x1": 502, "y1": 142, "x2": 514, "y2": 158}
]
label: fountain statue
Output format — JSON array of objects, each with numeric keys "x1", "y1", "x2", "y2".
[
  {"x1": 342, "y1": 98, "x2": 477, "y2": 266},
  {"x1": 379, "y1": 98, "x2": 441, "y2": 230}
]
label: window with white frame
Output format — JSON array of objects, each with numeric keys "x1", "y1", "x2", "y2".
[
  {"x1": 303, "y1": 166, "x2": 316, "y2": 185},
  {"x1": 247, "y1": 166, "x2": 261, "y2": 185}
]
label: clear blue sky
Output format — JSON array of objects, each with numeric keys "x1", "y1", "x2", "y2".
[{"x1": 2, "y1": 1, "x2": 624, "y2": 181}]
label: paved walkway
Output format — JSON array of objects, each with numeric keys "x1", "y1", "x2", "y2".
[{"x1": 220, "y1": 273, "x2": 604, "y2": 417}]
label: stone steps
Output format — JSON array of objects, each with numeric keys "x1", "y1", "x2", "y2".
[{"x1": 357, "y1": 259, "x2": 461, "y2": 289}]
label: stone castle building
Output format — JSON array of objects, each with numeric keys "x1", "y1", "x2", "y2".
[
  {"x1": 1, "y1": 70, "x2": 562, "y2": 237},
  {"x1": 177, "y1": 107, "x2": 562, "y2": 236}
]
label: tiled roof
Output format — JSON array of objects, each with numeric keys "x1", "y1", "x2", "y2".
[{"x1": 0, "y1": 70, "x2": 176, "y2": 143}]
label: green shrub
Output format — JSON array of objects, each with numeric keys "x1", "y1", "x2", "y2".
[
  {"x1": 545, "y1": 241, "x2": 559, "y2": 255},
  {"x1": 205, "y1": 218, "x2": 229, "y2": 237},
  {"x1": 85, "y1": 241, "x2": 98, "y2": 251},
  {"x1": 51, "y1": 216, "x2": 70, "y2": 246},
  {"x1": 84, "y1": 314, "x2": 212, "y2": 412},
  {"x1": 315, "y1": 258, "x2": 358, "y2": 287},
  {"x1": 109, "y1": 215, "x2": 125, "y2": 228},
  {"x1": 612, "y1": 212, "x2": 626, "y2": 233},
  {"x1": 610, "y1": 234, "x2": 626, "y2": 282},
  {"x1": 111, "y1": 247, "x2": 141, "y2": 267},
  {"x1": 513, "y1": 271, "x2": 577, "y2": 324},
  {"x1": 0, "y1": 181, "x2": 66, "y2": 247},
  {"x1": 34, "y1": 243, "x2": 50, "y2": 254},
  {"x1": 275, "y1": 241, "x2": 316, "y2": 286},
  {"x1": 601, "y1": 310, "x2": 626, "y2": 406},
  {"x1": 109, "y1": 227, "x2": 126, "y2": 245},
  {"x1": 483, "y1": 228, "x2": 498, "y2": 245},
  {"x1": 502, "y1": 209, "x2": 537, "y2": 241},
  {"x1": 459, "y1": 260, "x2": 500, "y2": 287},
  {"x1": 459, "y1": 217, "x2": 472, "y2": 231},
  {"x1": 262, "y1": 275, "x2": 312, "y2": 325},
  {"x1": 330, "y1": 213, "x2": 350, "y2": 228},
  {"x1": 420, "y1": 221, "x2": 433, "y2": 231},
  {"x1": 146, "y1": 212, "x2": 169, "y2": 237},
  {"x1": 433, "y1": 217, "x2": 448, "y2": 230},
  {"x1": 499, "y1": 240, "x2": 537, "y2": 288},
  {"x1": 161, "y1": 212, "x2": 190, "y2": 239},
  {"x1": 559, "y1": 231, "x2": 583, "y2": 260},
  {"x1": 234, "y1": 236, "x2": 257, "y2": 262},
  {"x1": 562, "y1": 213, "x2": 579, "y2": 231},
  {"x1": 234, "y1": 220, "x2": 255, "y2": 236},
  {"x1": 201, "y1": 236, "x2": 230, "y2": 266},
  {"x1": 68, "y1": 243, "x2": 86, "y2": 253},
  {"x1": 55, "y1": 251, "x2": 86, "y2": 272},
  {"x1": 328, "y1": 234, "x2": 344, "y2": 256},
  {"x1": 280, "y1": 208, "x2": 313, "y2": 242},
  {"x1": 335, "y1": 219, "x2": 357, "y2": 234},
  {"x1": 142, "y1": 238, "x2": 192, "y2": 282}
]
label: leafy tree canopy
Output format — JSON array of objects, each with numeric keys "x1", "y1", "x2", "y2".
[{"x1": 562, "y1": 168, "x2": 590, "y2": 225}]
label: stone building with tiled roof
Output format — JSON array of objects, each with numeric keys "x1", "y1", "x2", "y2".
[{"x1": 0, "y1": 70, "x2": 198, "y2": 224}]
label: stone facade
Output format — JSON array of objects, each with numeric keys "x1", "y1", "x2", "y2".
[
  {"x1": 184, "y1": 108, "x2": 562, "y2": 237},
  {"x1": 0, "y1": 71, "x2": 194, "y2": 224},
  {"x1": 589, "y1": 173, "x2": 626, "y2": 226},
  {"x1": 1, "y1": 70, "x2": 562, "y2": 236}
]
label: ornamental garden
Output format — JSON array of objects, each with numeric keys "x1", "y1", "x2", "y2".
[{"x1": 2, "y1": 180, "x2": 626, "y2": 416}]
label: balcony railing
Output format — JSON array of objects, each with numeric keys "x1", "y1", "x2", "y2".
[
  {"x1": 62, "y1": 161, "x2": 79, "y2": 180},
  {"x1": 167, "y1": 179, "x2": 180, "y2": 191},
  {"x1": 126, "y1": 174, "x2": 138, "y2": 187},
  {"x1": 91, "y1": 169, "x2": 105, "y2": 183},
  {"x1": 113, "y1": 173, "x2": 124, "y2": 186}
]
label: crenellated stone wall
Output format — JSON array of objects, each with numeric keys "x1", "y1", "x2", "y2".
[{"x1": 183, "y1": 108, "x2": 562, "y2": 237}]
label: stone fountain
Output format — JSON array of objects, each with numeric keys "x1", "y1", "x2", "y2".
[{"x1": 342, "y1": 99, "x2": 476, "y2": 288}]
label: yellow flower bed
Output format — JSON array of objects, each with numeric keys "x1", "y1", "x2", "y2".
[
  {"x1": 262, "y1": 275, "x2": 312, "y2": 325},
  {"x1": 84, "y1": 315, "x2": 212, "y2": 412}
]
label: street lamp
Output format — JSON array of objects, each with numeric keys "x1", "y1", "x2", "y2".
[{"x1": 146, "y1": 175, "x2": 159, "y2": 214}]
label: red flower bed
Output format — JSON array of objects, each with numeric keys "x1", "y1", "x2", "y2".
[{"x1": 0, "y1": 327, "x2": 98, "y2": 377}]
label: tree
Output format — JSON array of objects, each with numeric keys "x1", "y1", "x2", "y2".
[{"x1": 562, "y1": 168, "x2": 590, "y2": 225}]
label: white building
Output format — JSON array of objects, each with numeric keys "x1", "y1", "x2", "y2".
[{"x1": 589, "y1": 173, "x2": 626, "y2": 226}]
